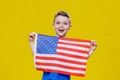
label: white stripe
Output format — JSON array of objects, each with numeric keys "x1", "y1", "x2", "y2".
[
  {"x1": 36, "y1": 65, "x2": 85, "y2": 74},
  {"x1": 35, "y1": 59, "x2": 86, "y2": 68},
  {"x1": 58, "y1": 44, "x2": 89, "y2": 51},
  {"x1": 36, "y1": 54, "x2": 87, "y2": 63},
  {"x1": 57, "y1": 49, "x2": 88, "y2": 57},
  {"x1": 59, "y1": 39, "x2": 90, "y2": 46}
]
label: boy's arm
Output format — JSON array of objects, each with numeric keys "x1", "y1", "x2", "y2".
[
  {"x1": 29, "y1": 42, "x2": 35, "y2": 55},
  {"x1": 28, "y1": 32, "x2": 36, "y2": 56},
  {"x1": 88, "y1": 40, "x2": 97, "y2": 57}
]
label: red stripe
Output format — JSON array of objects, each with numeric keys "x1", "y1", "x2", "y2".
[
  {"x1": 36, "y1": 56, "x2": 87, "y2": 65},
  {"x1": 36, "y1": 56, "x2": 57, "y2": 60},
  {"x1": 59, "y1": 37, "x2": 91, "y2": 43},
  {"x1": 36, "y1": 68, "x2": 85, "y2": 77},
  {"x1": 57, "y1": 46, "x2": 89, "y2": 54},
  {"x1": 35, "y1": 62, "x2": 86, "y2": 71},
  {"x1": 56, "y1": 52, "x2": 88, "y2": 60},
  {"x1": 58, "y1": 42, "x2": 90, "y2": 48}
]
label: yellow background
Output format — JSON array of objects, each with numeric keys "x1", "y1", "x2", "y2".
[{"x1": 0, "y1": 0, "x2": 120, "y2": 80}]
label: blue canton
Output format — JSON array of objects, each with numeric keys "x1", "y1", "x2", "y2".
[{"x1": 36, "y1": 34, "x2": 59, "y2": 54}]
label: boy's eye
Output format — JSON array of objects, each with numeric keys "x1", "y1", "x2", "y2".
[
  {"x1": 56, "y1": 22, "x2": 60, "y2": 24},
  {"x1": 64, "y1": 22, "x2": 68, "y2": 25}
]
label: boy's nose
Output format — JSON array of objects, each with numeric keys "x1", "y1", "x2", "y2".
[{"x1": 60, "y1": 24, "x2": 64, "y2": 28}]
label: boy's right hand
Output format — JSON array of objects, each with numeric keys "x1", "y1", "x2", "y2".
[{"x1": 28, "y1": 32, "x2": 36, "y2": 42}]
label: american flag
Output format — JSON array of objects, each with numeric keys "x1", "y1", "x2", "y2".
[{"x1": 34, "y1": 34, "x2": 91, "y2": 77}]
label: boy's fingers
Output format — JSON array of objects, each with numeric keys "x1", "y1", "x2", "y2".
[
  {"x1": 91, "y1": 40, "x2": 97, "y2": 46},
  {"x1": 29, "y1": 32, "x2": 36, "y2": 42},
  {"x1": 29, "y1": 32, "x2": 36, "y2": 37},
  {"x1": 29, "y1": 35, "x2": 34, "y2": 39}
]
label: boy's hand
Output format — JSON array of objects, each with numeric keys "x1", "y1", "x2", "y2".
[
  {"x1": 91, "y1": 40, "x2": 97, "y2": 49},
  {"x1": 28, "y1": 32, "x2": 36, "y2": 42},
  {"x1": 88, "y1": 40, "x2": 97, "y2": 57}
]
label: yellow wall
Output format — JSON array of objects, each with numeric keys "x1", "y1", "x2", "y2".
[{"x1": 0, "y1": 0, "x2": 120, "y2": 80}]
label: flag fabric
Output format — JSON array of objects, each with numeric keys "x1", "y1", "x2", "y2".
[{"x1": 34, "y1": 34, "x2": 91, "y2": 77}]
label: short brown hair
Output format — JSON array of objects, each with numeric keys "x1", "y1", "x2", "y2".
[{"x1": 53, "y1": 11, "x2": 71, "y2": 24}]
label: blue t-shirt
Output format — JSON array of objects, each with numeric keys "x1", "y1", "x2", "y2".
[{"x1": 42, "y1": 72, "x2": 70, "y2": 80}]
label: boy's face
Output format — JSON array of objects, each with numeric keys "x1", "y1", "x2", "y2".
[{"x1": 53, "y1": 15, "x2": 71, "y2": 37}]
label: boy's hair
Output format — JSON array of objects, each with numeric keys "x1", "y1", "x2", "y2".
[{"x1": 53, "y1": 11, "x2": 71, "y2": 24}]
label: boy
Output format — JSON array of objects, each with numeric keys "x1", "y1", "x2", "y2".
[{"x1": 28, "y1": 11, "x2": 97, "y2": 80}]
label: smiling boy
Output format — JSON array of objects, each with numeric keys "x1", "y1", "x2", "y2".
[
  {"x1": 53, "y1": 11, "x2": 71, "y2": 38},
  {"x1": 28, "y1": 11, "x2": 97, "y2": 80}
]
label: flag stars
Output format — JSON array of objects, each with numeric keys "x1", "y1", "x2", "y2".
[{"x1": 36, "y1": 34, "x2": 59, "y2": 54}]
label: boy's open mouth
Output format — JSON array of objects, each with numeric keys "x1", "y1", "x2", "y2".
[{"x1": 58, "y1": 29, "x2": 65, "y2": 33}]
